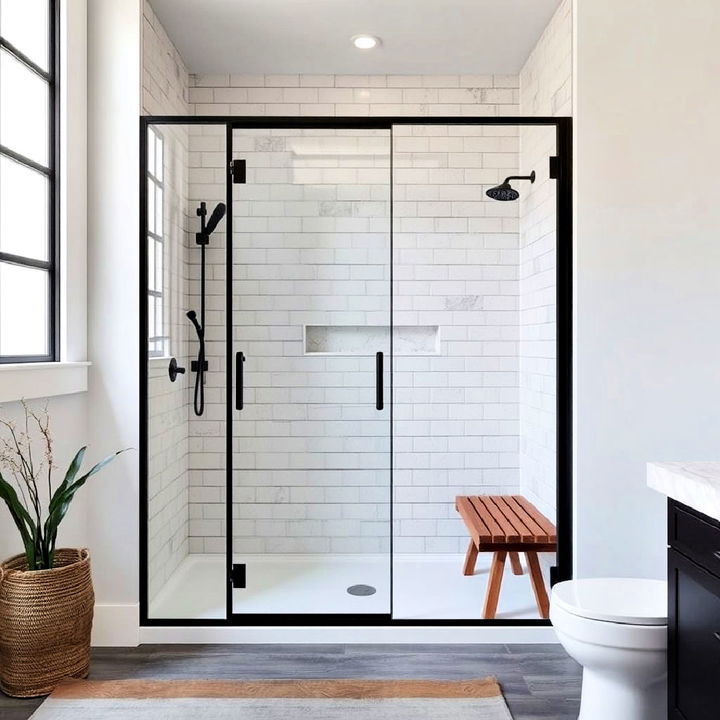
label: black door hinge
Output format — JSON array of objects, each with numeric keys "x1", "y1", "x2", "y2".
[
  {"x1": 231, "y1": 159, "x2": 246, "y2": 184},
  {"x1": 549, "y1": 156, "x2": 560, "y2": 180},
  {"x1": 231, "y1": 563, "x2": 246, "y2": 589}
]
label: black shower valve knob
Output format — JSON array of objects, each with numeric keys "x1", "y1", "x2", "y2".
[{"x1": 168, "y1": 357, "x2": 186, "y2": 382}]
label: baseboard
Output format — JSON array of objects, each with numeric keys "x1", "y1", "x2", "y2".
[
  {"x1": 93, "y1": 606, "x2": 558, "y2": 647},
  {"x1": 92, "y1": 603, "x2": 140, "y2": 647},
  {"x1": 140, "y1": 625, "x2": 558, "y2": 644}
]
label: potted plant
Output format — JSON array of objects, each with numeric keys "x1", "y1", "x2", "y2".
[{"x1": 0, "y1": 401, "x2": 124, "y2": 698}]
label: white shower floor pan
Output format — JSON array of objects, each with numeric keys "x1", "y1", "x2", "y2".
[{"x1": 148, "y1": 553, "x2": 548, "y2": 622}]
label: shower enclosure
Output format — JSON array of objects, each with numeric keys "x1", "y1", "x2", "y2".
[{"x1": 140, "y1": 116, "x2": 572, "y2": 625}]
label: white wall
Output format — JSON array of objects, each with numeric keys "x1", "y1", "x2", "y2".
[
  {"x1": 0, "y1": 395, "x2": 88, "y2": 558},
  {"x1": 0, "y1": 1, "x2": 89, "y2": 565},
  {"x1": 86, "y1": 0, "x2": 142, "y2": 645},
  {"x1": 574, "y1": 0, "x2": 720, "y2": 578}
]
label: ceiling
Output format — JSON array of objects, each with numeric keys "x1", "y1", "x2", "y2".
[{"x1": 149, "y1": 0, "x2": 563, "y2": 75}]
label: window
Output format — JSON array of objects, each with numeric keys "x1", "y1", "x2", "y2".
[
  {"x1": 146, "y1": 127, "x2": 166, "y2": 357},
  {"x1": 0, "y1": 0, "x2": 58, "y2": 362}
]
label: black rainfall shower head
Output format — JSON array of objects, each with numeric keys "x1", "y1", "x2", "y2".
[
  {"x1": 205, "y1": 202, "x2": 226, "y2": 235},
  {"x1": 486, "y1": 182, "x2": 519, "y2": 202},
  {"x1": 486, "y1": 171, "x2": 536, "y2": 201}
]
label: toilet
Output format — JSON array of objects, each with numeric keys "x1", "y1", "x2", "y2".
[{"x1": 550, "y1": 578, "x2": 667, "y2": 720}]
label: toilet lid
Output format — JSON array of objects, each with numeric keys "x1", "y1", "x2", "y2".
[{"x1": 552, "y1": 578, "x2": 667, "y2": 625}]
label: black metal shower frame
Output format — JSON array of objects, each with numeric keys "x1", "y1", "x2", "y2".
[{"x1": 139, "y1": 115, "x2": 573, "y2": 627}]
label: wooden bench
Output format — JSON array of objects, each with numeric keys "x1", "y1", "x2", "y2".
[{"x1": 455, "y1": 495, "x2": 557, "y2": 619}]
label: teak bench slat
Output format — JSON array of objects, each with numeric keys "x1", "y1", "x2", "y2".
[{"x1": 455, "y1": 494, "x2": 557, "y2": 620}]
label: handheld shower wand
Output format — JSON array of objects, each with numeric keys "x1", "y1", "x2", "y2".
[
  {"x1": 187, "y1": 309, "x2": 206, "y2": 416},
  {"x1": 186, "y1": 201, "x2": 226, "y2": 416}
]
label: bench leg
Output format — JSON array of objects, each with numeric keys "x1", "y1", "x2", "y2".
[
  {"x1": 462, "y1": 539, "x2": 479, "y2": 576},
  {"x1": 525, "y1": 551, "x2": 550, "y2": 619},
  {"x1": 482, "y1": 550, "x2": 507, "y2": 619},
  {"x1": 509, "y1": 551, "x2": 523, "y2": 575}
]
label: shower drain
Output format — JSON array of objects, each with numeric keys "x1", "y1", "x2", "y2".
[{"x1": 347, "y1": 584, "x2": 376, "y2": 597}]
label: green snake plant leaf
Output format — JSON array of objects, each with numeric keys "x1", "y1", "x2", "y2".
[
  {"x1": 0, "y1": 471, "x2": 38, "y2": 567},
  {"x1": 44, "y1": 449, "x2": 126, "y2": 560},
  {"x1": 48, "y1": 446, "x2": 86, "y2": 516}
]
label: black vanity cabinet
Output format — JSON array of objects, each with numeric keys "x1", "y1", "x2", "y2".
[{"x1": 668, "y1": 499, "x2": 720, "y2": 719}]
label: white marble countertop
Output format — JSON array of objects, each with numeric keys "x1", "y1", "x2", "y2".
[{"x1": 647, "y1": 462, "x2": 720, "y2": 522}]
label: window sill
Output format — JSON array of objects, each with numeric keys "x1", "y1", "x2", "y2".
[{"x1": 0, "y1": 361, "x2": 91, "y2": 403}]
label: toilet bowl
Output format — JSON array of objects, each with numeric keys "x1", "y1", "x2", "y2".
[{"x1": 550, "y1": 578, "x2": 667, "y2": 720}]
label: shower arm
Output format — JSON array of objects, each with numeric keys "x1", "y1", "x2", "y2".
[{"x1": 501, "y1": 172, "x2": 536, "y2": 184}]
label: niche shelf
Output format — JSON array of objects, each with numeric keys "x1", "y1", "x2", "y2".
[{"x1": 304, "y1": 325, "x2": 440, "y2": 356}]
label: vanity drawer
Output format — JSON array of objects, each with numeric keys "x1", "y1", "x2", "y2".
[{"x1": 669, "y1": 500, "x2": 720, "y2": 577}]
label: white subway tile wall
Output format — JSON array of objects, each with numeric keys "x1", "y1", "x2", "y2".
[
  {"x1": 186, "y1": 125, "x2": 228, "y2": 554},
  {"x1": 187, "y1": 127, "x2": 392, "y2": 555},
  {"x1": 392, "y1": 124, "x2": 521, "y2": 552},
  {"x1": 142, "y1": 1, "x2": 193, "y2": 601},
  {"x1": 518, "y1": 0, "x2": 572, "y2": 522},
  {"x1": 184, "y1": 76, "x2": 525, "y2": 554},
  {"x1": 188, "y1": 74, "x2": 520, "y2": 119}
]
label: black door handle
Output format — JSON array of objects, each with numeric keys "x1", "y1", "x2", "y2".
[
  {"x1": 376, "y1": 351, "x2": 384, "y2": 410},
  {"x1": 236, "y1": 352, "x2": 245, "y2": 410}
]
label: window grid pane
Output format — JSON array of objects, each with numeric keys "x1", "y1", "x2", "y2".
[
  {"x1": 147, "y1": 127, "x2": 166, "y2": 357},
  {"x1": 154, "y1": 239, "x2": 163, "y2": 293},
  {"x1": 0, "y1": 262, "x2": 49, "y2": 357},
  {"x1": 148, "y1": 238, "x2": 156, "y2": 292},
  {"x1": 155, "y1": 185, "x2": 163, "y2": 235},
  {"x1": 0, "y1": 48, "x2": 50, "y2": 166},
  {"x1": 0, "y1": 155, "x2": 49, "y2": 261},
  {"x1": 147, "y1": 178, "x2": 155, "y2": 234},
  {"x1": 0, "y1": 0, "x2": 50, "y2": 71},
  {"x1": 0, "y1": 0, "x2": 56, "y2": 362}
]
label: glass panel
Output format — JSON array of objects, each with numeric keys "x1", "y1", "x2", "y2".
[
  {"x1": 391, "y1": 123, "x2": 557, "y2": 621},
  {"x1": 0, "y1": 155, "x2": 49, "y2": 260},
  {"x1": 147, "y1": 178, "x2": 155, "y2": 234},
  {"x1": 0, "y1": 49, "x2": 49, "y2": 166},
  {"x1": 231, "y1": 127, "x2": 391, "y2": 615},
  {"x1": 155, "y1": 185, "x2": 163, "y2": 235},
  {"x1": 154, "y1": 294, "x2": 163, "y2": 340},
  {"x1": 146, "y1": 123, "x2": 227, "y2": 621},
  {"x1": 154, "y1": 239, "x2": 163, "y2": 293},
  {"x1": 147, "y1": 240, "x2": 156, "y2": 292},
  {"x1": 155, "y1": 135, "x2": 163, "y2": 182},
  {"x1": 0, "y1": 262, "x2": 48, "y2": 357},
  {"x1": 0, "y1": 0, "x2": 50, "y2": 71},
  {"x1": 147, "y1": 128, "x2": 156, "y2": 177},
  {"x1": 147, "y1": 294, "x2": 156, "y2": 342}
]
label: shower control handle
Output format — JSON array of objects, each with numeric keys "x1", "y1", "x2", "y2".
[
  {"x1": 236, "y1": 352, "x2": 245, "y2": 410},
  {"x1": 376, "y1": 351, "x2": 384, "y2": 411},
  {"x1": 168, "y1": 358, "x2": 185, "y2": 382}
]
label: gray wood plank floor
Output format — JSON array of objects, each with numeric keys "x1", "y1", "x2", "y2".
[{"x1": 0, "y1": 644, "x2": 581, "y2": 720}]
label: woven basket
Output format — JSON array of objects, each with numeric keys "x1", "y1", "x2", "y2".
[{"x1": 0, "y1": 548, "x2": 94, "y2": 698}]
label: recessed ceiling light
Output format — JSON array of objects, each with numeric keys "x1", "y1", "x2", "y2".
[{"x1": 352, "y1": 35, "x2": 380, "y2": 50}]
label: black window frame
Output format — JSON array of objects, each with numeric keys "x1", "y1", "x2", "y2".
[{"x1": 0, "y1": 0, "x2": 60, "y2": 363}]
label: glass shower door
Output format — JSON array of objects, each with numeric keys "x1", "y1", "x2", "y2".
[{"x1": 230, "y1": 127, "x2": 391, "y2": 616}]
